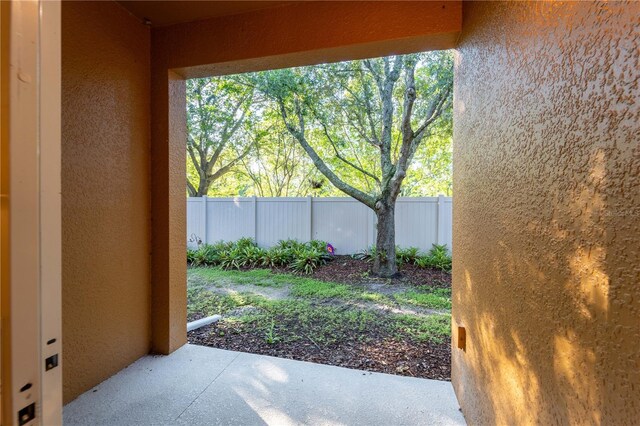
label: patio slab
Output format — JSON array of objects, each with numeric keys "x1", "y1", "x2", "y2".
[{"x1": 64, "y1": 344, "x2": 465, "y2": 426}]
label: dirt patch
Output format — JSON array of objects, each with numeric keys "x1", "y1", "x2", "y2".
[
  {"x1": 207, "y1": 283, "x2": 292, "y2": 301},
  {"x1": 189, "y1": 320, "x2": 451, "y2": 381},
  {"x1": 302, "y1": 256, "x2": 451, "y2": 288},
  {"x1": 347, "y1": 299, "x2": 445, "y2": 316}
]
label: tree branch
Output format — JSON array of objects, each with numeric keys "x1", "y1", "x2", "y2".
[
  {"x1": 187, "y1": 179, "x2": 198, "y2": 197},
  {"x1": 401, "y1": 60, "x2": 418, "y2": 143},
  {"x1": 339, "y1": 80, "x2": 380, "y2": 146},
  {"x1": 207, "y1": 93, "x2": 251, "y2": 175},
  {"x1": 414, "y1": 83, "x2": 452, "y2": 139},
  {"x1": 363, "y1": 59, "x2": 384, "y2": 95},
  {"x1": 208, "y1": 143, "x2": 253, "y2": 183},
  {"x1": 319, "y1": 121, "x2": 381, "y2": 185},
  {"x1": 187, "y1": 136, "x2": 202, "y2": 175},
  {"x1": 278, "y1": 97, "x2": 376, "y2": 208}
]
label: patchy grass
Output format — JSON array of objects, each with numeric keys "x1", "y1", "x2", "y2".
[
  {"x1": 187, "y1": 287, "x2": 265, "y2": 318},
  {"x1": 190, "y1": 267, "x2": 363, "y2": 300},
  {"x1": 189, "y1": 267, "x2": 452, "y2": 310},
  {"x1": 189, "y1": 267, "x2": 292, "y2": 287},
  {"x1": 393, "y1": 314, "x2": 451, "y2": 343},
  {"x1": 359, "y1": 291, "x2": 394, "y2": 304},
  {"x1": 191, "y1": 292, "x2": 451, "y2": 346},
  {"x1": 289, "y1": 280, "x2": 352, "y2": 299},
  {"x1": 188, "y1": 267, "x2": 451, "y2": 341},
  {"x1": 234, "y1": 300, "x2": 381, "y2": 346},
  {"x1": 188, "y1": 266, "x2": 453, "y2": 380},
  {"x1": 393, "y1": 287, "x2": 452, "y2": 310}
]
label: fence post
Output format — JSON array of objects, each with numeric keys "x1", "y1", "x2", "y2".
[
  {"x1": 307, "y1": 196, "x2": 313, "y2": 242},
  {"x1": 253, "y1": 196, "x2": 258, "y2": 244},
  {"x1": 436, "y1": 194, "x2": 445, "y2": 245},
  {"x1": 202, "y1": 195, "x2": 208, "y2": 245}
]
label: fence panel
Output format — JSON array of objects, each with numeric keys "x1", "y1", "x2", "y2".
[
  {"x1": 207, "y1": 197, "x2": 254, "y2": 242},
  {"x1": 395, "y1": 198, "x2": 439, "y2": 249},
  {"x1": 187, "y1": 196, "x2": 453, "y2": 254},
  {"x1": 311, "y1": 198, "x2": 371, "y2": 255},
  {"x1": 256, "y1": 198, "x2": 309, "y2": 247}
]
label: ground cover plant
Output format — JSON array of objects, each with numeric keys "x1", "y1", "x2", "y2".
[
  {"x1": 187, "y1": 243, "x2": 453, "y2": 380},
  {"x1": 187, "y1": 238, "x2": 452, "y2": 274}
]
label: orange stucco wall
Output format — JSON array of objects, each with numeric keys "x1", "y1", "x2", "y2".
[
  {"x1": 61, "y1": 1, "x2": 151, "y2": 403},
  {"x1": 452, "y1": 1, "x2": 640, "y2": 424},
  {"x1": 153, "y1": 1, "x2": 462, "y2": 78},
  {"x1": 0, "y1": 2, "x2": 11, "y2": 419}
]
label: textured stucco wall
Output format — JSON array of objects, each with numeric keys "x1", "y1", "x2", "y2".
[
  {"x1": 453, "y1": 1, "x2": 640, "y2": 424},
  {"x1": 153, "y1": 1, "x2": 461, "y2": 78},
  {"x1": 61, "y1": 1, "x2": 150, "y2": 403}
]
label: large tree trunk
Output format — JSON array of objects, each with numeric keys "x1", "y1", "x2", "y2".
[{"x1": 373, "y1": 201, "x2": 398, "y2": 277}]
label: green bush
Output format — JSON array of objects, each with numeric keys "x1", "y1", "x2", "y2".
[
  {"x1": 218, "y1": 248, "x2": 239, "y2": 270},
  {"x1": 351, "y1": 244, "x2": 451, "y2": 271},
  {"x1": 260, "y1": 247, "x2": 292, "y2": 268},
  {"x1": 187, "y1": 238, "x2": 334, "y2": 273},
  {"x1": 192, "y1": 244, "x2": 220, "y2": 266},
  {"x1": 210, "y1": 240, "x2": 234, "y2": 252},
  {"x1": 305, "y1": 239, "x2": 328, "y2": 252},
  {"x1": 289, "y1": 248, "x2": 330, "y2": 274},
  {"x1": 238, "y1": 245, "x2": 265, "y2": 268},
  {"x1": 396, "y1": 246, "x2": 420, "y2": 265},
  {"x1": 352, "y1": 245, "x2": 376, "y2": 261},
  {"x1": 275, "y1": 239, "x2": 305, "y2": 251},
  {"x1": 187, "y1": 248, "x2": 197, "y2": 264},
  {"x1": 235, "y1": 237, "x2": 257, "y2": 250},
  {"x1": 415, "y1": 244, "x2": 452, "y2": 271}
]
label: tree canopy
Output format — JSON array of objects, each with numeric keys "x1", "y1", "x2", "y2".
[{"x1": 186, "y1": 51, "x2": 453, "y2": 199}]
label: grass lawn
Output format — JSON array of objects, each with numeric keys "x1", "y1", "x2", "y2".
[{"x1": 187, "y1": 266, "x2": 452, "y2": 380}]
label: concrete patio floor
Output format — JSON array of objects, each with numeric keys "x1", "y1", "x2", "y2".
[{"x1": 64, "y1": 344, "x2": 465, "y2": 425}]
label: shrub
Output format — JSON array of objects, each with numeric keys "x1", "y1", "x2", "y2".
[
  {"x1": 191, "y1": 247, "x2": 208, "y2": 266},
  {"x1": 261, "y1": 247, "x2": 291, "y2": 268},
  {"x1": 210, "y1": 240, "x2": 234, "y2": 252},
  {"x1": 275, "y1": 239, "x2": 305, "y2": 251},
  {"x1": 289, "y1": 248, "x2": 330, "y2": 274},
  {"x1": 187, "y1": 248, "x2": 197, "y2": 264},
  {"x1": 351, "y1": 244, "x2": 451, "y2": 272},
  {"x1": 352, "y1": 245, "x2": 376, "y2": 262},
  {"x1": 218, "y1": 247, "x2": 242, "y2": 270},
  {"x1": 235, "y1": 237, "x2": 257, "y2": 250},
  {"x1": 238, "y1": 245, "x2": 265, "y2": 268},
  {"x1": 396, "y1": 246, "x2": 420, "y2": 265},
  {"x1": 415, "y1": 244, "x2": 452, "y2": 271},
  {"x1": 192, "y1": 244, "x2": 220, "y2": 266},
  {"x1": 305, "y1": 239, "x2": 329, "y2": 252},
  {"x1": 187, "y1": 238, "x2": 334, "y2": 272}
]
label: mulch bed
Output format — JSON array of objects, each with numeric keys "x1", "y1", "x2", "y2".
[
  {"x1": 189, "y1": 321, "x2": 451, "y2": 381},
  {"x1": 280, "y1": 255, "x2": 451, "y2": 289}
]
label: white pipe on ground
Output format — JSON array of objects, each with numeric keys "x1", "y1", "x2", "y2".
[{"x1": 187, "y1": 315, "x2": 222, "y2": 332}]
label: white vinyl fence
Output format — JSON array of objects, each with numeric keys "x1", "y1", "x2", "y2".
[{"x1": 187, "y1": 196, "x2": 452, "y2": 255}]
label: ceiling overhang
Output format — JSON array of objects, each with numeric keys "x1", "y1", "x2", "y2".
[{"x1": 117, "y1": 1, "x2": 294, "y2": 26}]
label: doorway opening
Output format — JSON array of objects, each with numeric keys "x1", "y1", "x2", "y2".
[{"x1": 184, "y1": 50, "x2": 455, "y2": 381}]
